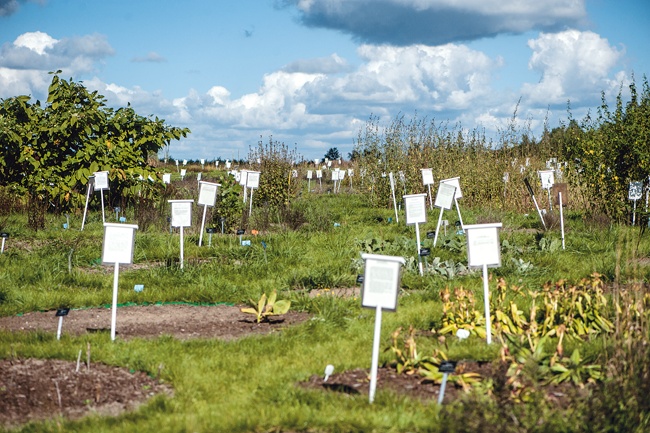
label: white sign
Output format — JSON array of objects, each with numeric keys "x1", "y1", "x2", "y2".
[
  {"x1": 307, "y1": 170, "x2": 313, "y2": 179},
  {"x1": 361, "y1": 254, "x2": 405, "y2": 311},
  {"x1": 339, "y1": 170, "x2": 346, "y2": 180},
  {"x1": 225, "y1": 161, "x2": 232, "y2": 169},
  {"x1": 403, "y1": 193, "x2": 427, "y2": 225},
  {"x1": 440, "y1": 177, "x2": 462, "y2": 199},
  {"x1": 434, "y1": 182, "x2": 456, "y2": 209},
  {"x1": 239, "y1": 170, "x2": 248, "y2": 186},
  {"x1": 197, "y1": 172, "x2": 202, "y2": 181},
  {"x1": 465, "y1": 223, "x2": 502, "y2": 268},
  {"x1": 332, "y1": 170, "x2": 340, "y2": 181},
  {"x1": 198, "y1": 181, "x2": 220, "y2": 207},
  {"x1": 538, "y1": 170, "x2": 555, "y2": 190},
  {"x1": 348, "y1": 168, "x2": 354, "y2": 177},
  {"x1": 162, "y1": 173, "x2": 171, "y2": 184},
  {"x1": 421, "y1": 168, "x2": 434, "y2": 186},
  {"x1": 180, "y1": 169, "x2": 187, "y2": 178},
  {"x1": 102, "y1": 223, "x2": 138, "y2": 264},
  {"x1": 169, "y1": 200, "x2": 193, "y2": 227},
  {"x1": 316, "y1": 170, "x2": 322, "y2": 179},
  {"x1": 94, "y1": 171, "x2": 109, "y2": 191},
  {"x1": 246, "y1": 171, "x2": 261, "y2": 189},
  {"x1": 629, "y1": 181, "x2": 643, "y2": 200}
]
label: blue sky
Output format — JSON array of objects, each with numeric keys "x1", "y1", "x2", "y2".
[{"x1": 1, "y1": 0, "x2": 649, "y2": 162}]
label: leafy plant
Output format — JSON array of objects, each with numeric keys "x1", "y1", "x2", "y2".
[{"x1": 240, "y1": 290, "x2": 291, "y2": 323}]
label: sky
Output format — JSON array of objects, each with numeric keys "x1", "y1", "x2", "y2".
[{"x1": 1, "y1": 0, "x2": 649, "y2": 162}]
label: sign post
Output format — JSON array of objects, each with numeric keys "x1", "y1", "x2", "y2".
[
  {"x1": 403, "y1": 193, "x2": 428, "y2": 276},
  {"x1": 433, "y1": 182, "x2": 456, "y2": 247},
  {"x1": 102, "y1": 222, "x2": 138, "y2": 341},
  {"x1": 553, "y1": 184, "x2": 568, "y2": 250},
  {"x1": 440, "y1": 177, "x2": 464, "y2": 229},
  {"x1": 538, "y1": 169, "x2": 555, "y2": 211},
  {"x1": 246, "y1": 171, "x2": 261, "y2": 216},
  {"x1": 629, "y1": 181, "x2": 643, "y2": 226},
  {"x1": 94, "y1": 171, "x2": 110, "y2": 224},
  {"x1": 421, "y1": 168, "x2": 435, "y2": 210},
  {"x1": 81, "y1": 176, "x2": 95, "y2": 230},
  {"x1": 389, "y1": 172, "x2": 399, "y2": 223},
  {"x1": 360, "y1": 253, "x2": 406, "y2": 403},
  {"x1": 197, "y1": 181, "x2": 220, "y2": 246},
  {"x1": 464, "y1": 223, "x2": 502, "y2": 345},
  {"x1": 168, "y1": 200, "x2": 194, "y2": 269},
  {"x1": 307, "y1": 170, "x2": 312, "y2": 192}
]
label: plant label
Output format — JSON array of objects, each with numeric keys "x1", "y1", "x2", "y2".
[
  {"x1": 332, "y1": 170, "x2": 339, "y2": 181},
  {"x1": 198, "y1": 181, "x2": 220, "y2": 207},
  {"x1": 464, "y1": 223, "x2": 502, "y2": 268},
  {"x1": 307, "y1": 170, "x2": 313, "y2": 179},
  {"x1": 180, "y1": 169, "x2": 187, "y2": 178},
  {"x1": 426, "y1": 231, "x2": 435, "y2": 239},
  {"x1": 441, "y1": 177, "x2": 462, "y2": 199},
  {"x1": 403, "y1": 193, "x2": 427, "y2": 225},
  {"x1": 236, "y1": 229, "x2": 245, "y2": 235},
  {"x1": 134, "y1": 284, "x2": 144, "y2": 292},
  {"x1": 356, "y1": 274, "x2": 364, "y2": 284},
  {"x1": 168, "y1": 200, "x2": 194, "y2": 227},
  {"x1": 238, "y1": 170, "x2": 248, "y2": 186},
  {"x1": 93, "y1": 171, "x2": 109, "y2": 190},
  {"x1": 629, "y1": 181, "x2": 643, "y2": 200},
  {"x1": 206, "y1": 227, "x2": 217, "y2": 234},
  {"x1": 348, "y1": 169, "x2": 354, "y2": 177},
  {"x1": 246, "y1": 171, "x2": 261, "y2": 189},
  {"x1": 421, "y1": 168, "x2": 434, "y2": 186},
  {"x1": 434, "y1": 182, "x2": 456, "y2": 210},
  {"x1": 419, "y1": 247, "x2": 431, "y2": 257},
  {"x1": 361, "y1": 254, "x2": 405, "y2": 311},
  {"x1": 163, "y1": 173, "x2": 171, "y2": 184},
  {"x1": 538, "y1": 170, "x2": 555, "y2": 190},
  {"x1": 55, "y1": 308, "x2": 70, "y2": 317},
  {"x1": 241, "y1": 240, "x2": 251, "y2": 246},
  {"x1": 226, "y1": 161, "x2": 232, "y2": 169},
  {"x1": 316, "y1": 170, "x2": 322, "y2": 179},
  {"x1": 102, "y1": 223, "x2": 138, "y2": 264}
]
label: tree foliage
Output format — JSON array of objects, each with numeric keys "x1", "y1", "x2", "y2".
[{"x1": 0, "y1": 73, "x2": 190, "y2": 229}]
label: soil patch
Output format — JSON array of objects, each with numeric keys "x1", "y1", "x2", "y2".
[
  {"x1": 0, "y1": 358, "x2": 171, "y2": 428},
  {"x1": 0, "y1": 304, "x2": 311, "y2": 341}
]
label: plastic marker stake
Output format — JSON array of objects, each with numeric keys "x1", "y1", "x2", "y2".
[
  {"x1": 437, "y1": 361, "x2": 456, "y2": 404},
  {"x1": 55, "y1": 308, "x2": 69, "y2": 340},
  {"x1": 134, "y1": 284, "x2": 144, "y2": 293},
  {"x1": 324, "y1": 364, "x2": 334, "y2": 382},
  {"x1": 0, "y1": 232, "x2": 8, "y2": 253}
]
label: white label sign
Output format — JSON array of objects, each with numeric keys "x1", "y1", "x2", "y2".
[
  {"x1": 198, "y1": 181, "x2": 220, "y2": 207},
  {"x1": 246, "y1": 171, "x2": 260, "y2": 189},
  {"x1": 169, "y1": 200, "x2": 193, "y2": 227},
  {"x1": 404, "y1": 193, "x2": 428, "y2": 225},
  {"x1": 94, "y1": 171, "x2": 109, "y2": 191},
  {"x1": 162, "y1": 173, "x2": 171, "y2": 184},
  {"x1": 361, "y1": 254, "x2": 405, "y2": 311},
  {"x1": 629, "y1": 181, "x2": 643, "y2": 200},
  {"x1": 316, "y1": 170, "x2": 322, "y2": 179},
  {"x1": 440, "y1": 177, "x2": 462, "y2": 199},
  {"x1": 180, "y1": 169, "x2": 187, "y2": 178},
  {"x1": 465, "y1": 223, "x2": 502, "y2": 268},
  {"x1": 239, "y1": 170, "x2": 248, "y2": 186},
  {"x1": 538, "y1": 170, "x2": 555, "y2": 190},
  {"x1": 332, "y1": 170, "x2": 340, "y2": 181},
  {"x1": 421, "y1": 168, "x2": 434, "y2": 186},
  {"x1": 434, "y1": 182, "x2": 456, "y2": 209},
  {"x1": 307, "y1": 170, "x2": 313, "y2": 179},
  {"x1": 102, "y1": 223, "x2": 138, "y2": 264}
]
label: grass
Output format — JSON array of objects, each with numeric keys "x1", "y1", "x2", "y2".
[{"x1": 1, "y1": 190, "x2": 650, "y2": 432}]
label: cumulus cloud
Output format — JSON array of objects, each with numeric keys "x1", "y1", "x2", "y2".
[
  {"x1": 522, "y1": 30, "x2": 624, "y2": 105},
  {"x1": 0, "y1": 31, "x2": 114, "y2": 98},
  {"x1": 281, "y1": 0, "x2": 587, "y2": 46}
]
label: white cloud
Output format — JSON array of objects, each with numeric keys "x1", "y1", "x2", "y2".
[{"x1": 522, "y1": 30, "x2": 625, "y2": 105}]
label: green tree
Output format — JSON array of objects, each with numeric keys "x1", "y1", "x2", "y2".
[
  {"x1": 0, "y1": 73, "x2": 190, "y2": 229},
  {"x1": 323, "y1": 147, "x2": 340, "y2": 162}
]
